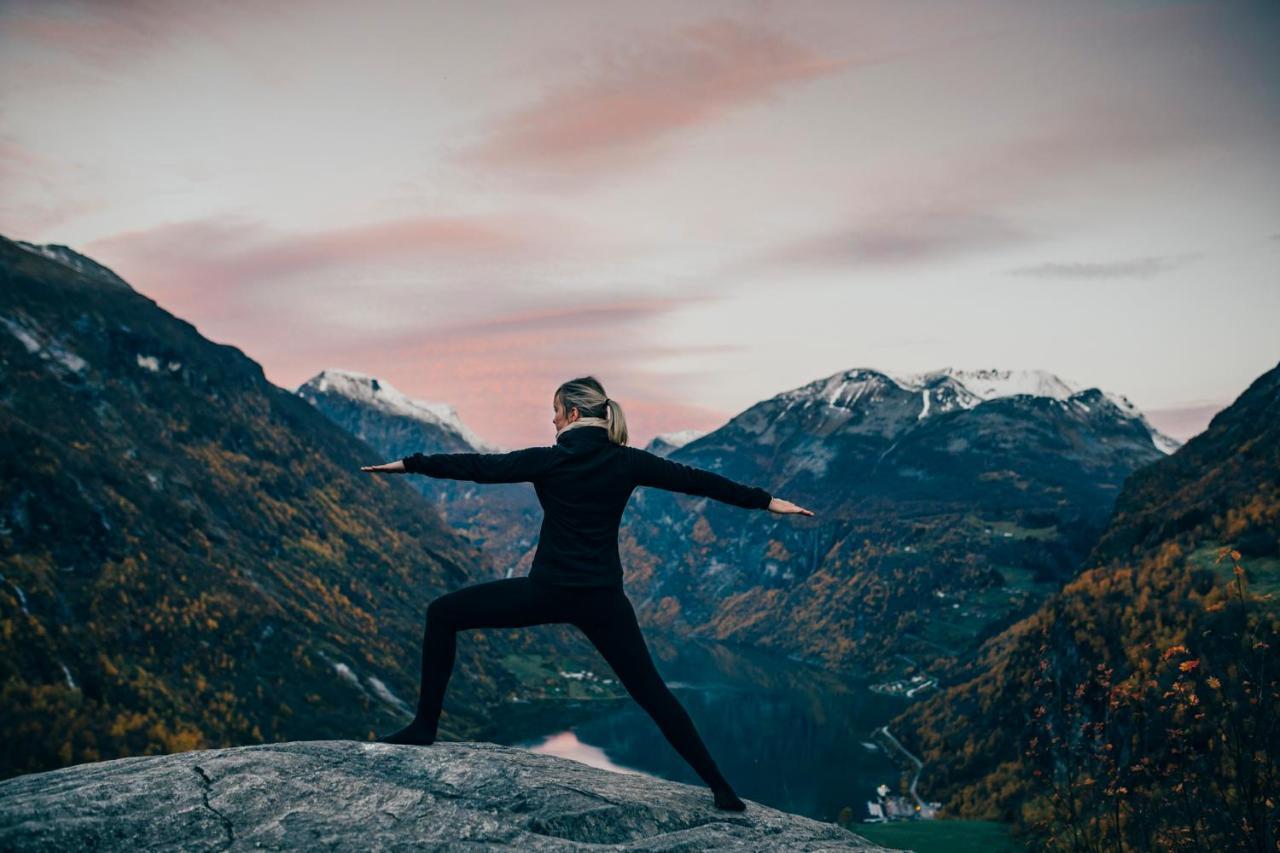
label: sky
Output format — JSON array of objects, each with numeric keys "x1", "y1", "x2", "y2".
[{"x1": 2, "y1": 0, "x2": 1277, "y2": 450}]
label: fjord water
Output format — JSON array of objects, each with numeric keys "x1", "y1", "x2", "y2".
[{"x1": 488, "y1": 636, "x2": 904, "y2": 824}]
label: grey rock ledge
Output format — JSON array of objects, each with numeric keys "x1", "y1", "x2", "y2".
[{"x1": 0, "y1": 739, "x2": 896, "y2": 851}]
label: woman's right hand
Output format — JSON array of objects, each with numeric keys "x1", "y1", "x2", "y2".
[{"x1": 767, "y1": 497, "x2": 814, "y2": 516}]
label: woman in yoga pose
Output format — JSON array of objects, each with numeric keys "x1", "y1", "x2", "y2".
[{"x1": 360, "y1": 376, "x2": 814, "y2": 811}]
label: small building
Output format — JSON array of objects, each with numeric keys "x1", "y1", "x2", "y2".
[{"x1": 864, "y1": 784, "x2": 942, "y2": 822}]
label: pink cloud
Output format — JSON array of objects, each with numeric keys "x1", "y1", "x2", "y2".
[
  {"x1": 68, "y1": 207, "x2": 752, "y2": 449},
  {"x1": 360, "y1": 351, "x2": 746, "y2": 452},
  {"x1": 0, "y1": 0, "x2": 296, "y2": 74},
  {"x1": 71, "y1": 217, "x2": 741, "y2": 447},
  {"x1": 261, "y1": 314, "x2": 745, "y2": 450},
  {"x1": 0, "y1": 137, "x2": 104, "y2": 235},
  {"x1": 0, "y1": 138, "x2": 49, "y2": 177},
  {"x1": 80, "y1": 213, "x2": 559, "y2": 325},
  {"x1": 454, "y1": 17, "x2": 854, "y2": 182},
  {"x1": 415, "y1": 295, "x2": 720, "y2": 342}
]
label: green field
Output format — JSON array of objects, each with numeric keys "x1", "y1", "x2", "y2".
[
  {"x1": 1185, "y1": 542, "x2": 1280, "y2": 599},
  {"x1": 854, "y1": 819, "x2": 1024, "y2": 852},
  {"x1": 960, "y1": 513, "x2": 1059, "y2": 541}
]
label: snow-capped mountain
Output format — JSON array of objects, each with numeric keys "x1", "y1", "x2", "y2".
[
  {"x1": 760, "y1": 367, "x2": 1179, "y2": 455},
  {"x1": 296, "y1": 369, "x2": 539, "y2": 579},
  {"x1": 896, "y1": 367, "x2": 1178, "y2": 454},
  {"x1": 621, "y1": 364, "x2": 1181, "y2": 669},
  {"x1": 297, "y1": 369, "x2": 498, "y2": 452}
]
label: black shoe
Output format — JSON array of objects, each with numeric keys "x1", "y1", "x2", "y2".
[
  {"x1": 376, "y1": 720, "x2": 436, "y2": 745},
  {"x1": 712, "y1": 786, "x2": 746, "y2": 811}
]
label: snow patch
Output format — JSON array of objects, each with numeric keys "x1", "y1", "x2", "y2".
[
  {"x1": 366, "y1": 675, "x2": 413, "y2": 716},
  {"x1": 894, "y1": 367, "x2": 1079, "y2": 402},
  {"x1": 59, "y1": 660, "x2": 78, "y2": 690},
  {"x1": 136, "y1": 354, "x2": 160, "y2": 372},
  {"x1": 0, "y1": 572, "x2": 30, "y2": 615},
  {"x1": 332, "y1": 662, "x2": 363, "y2": 691},
  {"x1": 1, "y1": 317, "x2": 41, "y2": 354},
  {"x1": 2, "y1": 315, "x2": 88, "y2": 375}
]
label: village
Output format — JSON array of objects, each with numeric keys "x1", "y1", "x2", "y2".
[{"x1": 863, "y1": 726, "x2": 943, "y2": 823}]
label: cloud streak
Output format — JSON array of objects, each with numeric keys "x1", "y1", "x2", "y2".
[
  {"x1": 722, "y1": 98, "x2": 1215, "y2": 275},
  {"x1": 1008, "y1": 253, "x2": 1200, "y2": 280},
  {"x1": 417, "y1": 295, "x2": 720, "y2": 342},
  {"x1": 759, "y1": 206, "x2": 1031, "y2": 269},
  {"x1": 0, "y1": 0, "x2": 295, "y2": 73},
  {"x1": 453, "y1": 17, "x2": 853, "y2": 184}
]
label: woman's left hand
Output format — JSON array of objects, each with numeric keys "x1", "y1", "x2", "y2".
[{"x1": 361, "y1": 460, "x2": 407, "y2": 474}]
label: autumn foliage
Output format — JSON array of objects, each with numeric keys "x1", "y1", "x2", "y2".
[{"x1": 1022, "y1": 548, "x2": 1278, "y2": 851}]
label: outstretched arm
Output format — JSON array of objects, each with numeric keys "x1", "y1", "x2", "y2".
[
  {"x1": 628, "y1": 447, "x2": 772, "y2": 510},
  {"x1": 362, "y1": 447, "x2": 557, "y2": 484}
]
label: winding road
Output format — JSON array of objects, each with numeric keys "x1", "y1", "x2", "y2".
[{"x1": 877, "y1": 725, "x2": 925, "y2": 810}]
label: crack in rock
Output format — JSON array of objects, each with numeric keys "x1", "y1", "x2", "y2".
[{"x1": 191, "y1": 764, "x2": 235, "y2": 848}]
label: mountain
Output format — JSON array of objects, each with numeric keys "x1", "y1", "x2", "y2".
[
  {"x1": 11, "y1": 239, "x2": 134, "y2": 292},
  {"x1": 892, "y1": 359, "x2": 1279, "y2": 846},
  {"x1": 0, "y1": 235, "x2": 548, "y2": 779},
  {"x1": 0, "y1": 740, "x2": 893, "y2": 851},
  {"x1": 619, "y1": 367, "x2": 1173, "y2": 675},
  {"x1": 297, "y1": 369, "x2": 498, "y2": 454},
  {"x1": 644, "y1": 429, "x2": 707, "y2": 457},
  {"x1": 297, "y1": 369, "x2": 543, "y2": 578}
]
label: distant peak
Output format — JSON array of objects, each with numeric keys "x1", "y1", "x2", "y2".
[
  {"x1": 645, "y1": 428, "x2": 708, "y2": 455},
  {"x1": 1083, "y1": 389, "x2": 1183, "y2": 455},
  {"x1": 778, "y1": 367, "x2": 899, "y2": 408},
  {"x1": 652, "y1": 428, "x2": 706, "y2": 448},
  {"x1": 297, "y1": 369, "x2": 497, "y2": 451},
  {"x1": 11, "y1": 238, "x2": 134, "y2": 292}
]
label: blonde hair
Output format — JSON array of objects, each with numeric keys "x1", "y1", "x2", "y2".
[{"x1": 556, "y1": 375, "x2": 628, "y2": 446}]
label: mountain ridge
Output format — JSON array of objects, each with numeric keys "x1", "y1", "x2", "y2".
[
  {"x1": 890, "y1": 358, "x2": 1280, "y2": 844},
  {"x1": 0, "y1": 234, "x2": 540, "y2": 780}
]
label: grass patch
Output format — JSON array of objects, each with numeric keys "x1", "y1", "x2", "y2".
[
  {"x1": 959, "y1": 514, "x2": 1058, "y2": 541},
  {"x1": 1185, "y1": 542, "x2": 1280, "y2": 599}
]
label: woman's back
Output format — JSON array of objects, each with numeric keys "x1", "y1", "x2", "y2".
[{"x1": 402, "y1": 424, "x2": 772, "y2": 588}]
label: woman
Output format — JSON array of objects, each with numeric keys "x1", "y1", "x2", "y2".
[{"x1": 361, "y1": 376, "x2": 814, "y2": 812}]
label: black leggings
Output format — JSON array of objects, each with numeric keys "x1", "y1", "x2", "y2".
[{"x1": 412, "y1": 576, "x2": 732, "y2": 791}]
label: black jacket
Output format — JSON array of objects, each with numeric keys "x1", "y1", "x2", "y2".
[{"x1": 402, "y1": 424, "x2": 772, "y2": 588}]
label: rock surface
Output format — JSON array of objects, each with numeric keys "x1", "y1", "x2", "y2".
[{"x1": 0, "y1": 740, "x2": 896, "y2": 851}]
